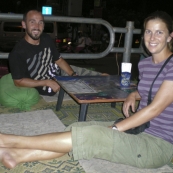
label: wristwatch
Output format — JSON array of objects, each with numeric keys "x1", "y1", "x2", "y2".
[
  {"x1": 112, "y1": 124, "x2": 118, "y2": 130},
  {"x1": 71, "y1": 71, "x2": 76, "y2": 76}
]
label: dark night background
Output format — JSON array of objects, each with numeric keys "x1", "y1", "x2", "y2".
[
  {"x1": 0, "y1": 0, "x2": 172, "y2": 29},
  {"x1": 0, "y1": 0, "x2": 173, "y2": 78}
]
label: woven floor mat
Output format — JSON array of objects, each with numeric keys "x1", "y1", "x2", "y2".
[
  {"x1": 0, "y1": 101, "x2": 173, "y2": 172},
  {"x1": 0, "y1": 109, "x2": 84, "y2": 173},
  {"x1": 79, "y1": 159, "x2": 173, "y2": 173}
]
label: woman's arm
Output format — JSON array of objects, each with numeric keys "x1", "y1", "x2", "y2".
[{"x1": 117, "y1": 80, "x2": 173, "y2": 131}]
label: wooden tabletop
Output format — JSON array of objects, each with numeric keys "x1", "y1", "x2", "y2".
[{"x1": 54, "y1": 75, "x2": 139, "y2": 104}]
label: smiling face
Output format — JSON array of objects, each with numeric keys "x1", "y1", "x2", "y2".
[
  {"x1": 144, "y1": 19, "x2": 172, "y2": 56},
  {"x1": 22, "y1": 10, "x2": 44, "y2": 43}
]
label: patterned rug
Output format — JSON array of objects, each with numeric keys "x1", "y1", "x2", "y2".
[
  {"x1": 0, "y1": 97, "x2": 123, "y2": 173},
  {"x1": 0, "y1": 97, "x2": 173, "y2": 172},
  {"x1": 0, "y1": 96, "x2": 124, "y2": 126}
]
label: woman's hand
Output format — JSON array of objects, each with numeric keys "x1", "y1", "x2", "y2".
[{"x1": 123, "y1": 91, "x2": 139, "y2": 117}]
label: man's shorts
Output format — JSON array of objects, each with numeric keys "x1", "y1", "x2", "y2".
[{"x1": 65, "y1": 121, "x2": 173, "y2": 169}]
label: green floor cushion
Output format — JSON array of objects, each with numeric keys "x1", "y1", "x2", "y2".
[{"x1": 0, "y1": 73, "x2": 40, "y2": 110}]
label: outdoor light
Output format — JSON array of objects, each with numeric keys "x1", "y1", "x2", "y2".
[{"x1": 42, "y1": 6, "x2": 52, "y2": 15}]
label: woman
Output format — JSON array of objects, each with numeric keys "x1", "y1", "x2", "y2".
[{"x1": 1, "y1": 11, "x2": 173, "y2": 169}]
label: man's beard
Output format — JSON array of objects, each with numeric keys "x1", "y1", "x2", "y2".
[{"x1": 26, "y1": 29, "x2": 42, "y2": 40}]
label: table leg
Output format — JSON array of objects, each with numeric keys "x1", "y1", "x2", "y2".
[
  {"x1": 78, "y1": 103, "x2": 89, "y2": 121},
  {"x1": 56, "y1": 87, "x2": 64, "y2": 111},
  {"x1": 111, "y1": 102, "x2": 116, "y2": 108}
]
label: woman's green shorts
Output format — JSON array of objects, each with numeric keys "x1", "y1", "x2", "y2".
[{"x1": 65, "y1": 121, "x2": 173, "y2": 169}]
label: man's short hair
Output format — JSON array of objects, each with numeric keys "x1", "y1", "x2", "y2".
[{"x1": 23, "y1": 9, "x2": 43, "y2": 22}]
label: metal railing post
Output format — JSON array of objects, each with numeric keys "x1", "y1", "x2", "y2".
[{"x1": 123, "y1": 21, "x2": 134, "y2": 62}]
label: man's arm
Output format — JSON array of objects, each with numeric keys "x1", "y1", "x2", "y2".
[
  {"x1": 14, "y1": 78, "x2": 60, "y2": 93},
  {"x1": 55, "y1": 57, "x2": 76, "y2": 76}
]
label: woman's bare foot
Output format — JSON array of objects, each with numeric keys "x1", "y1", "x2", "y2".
[
  {"x1": 0, "y1": 149, "x2": 17, "y2": 169},
  {"x1": 0, "y1": 147, "x2": 66, "y2": 169}
]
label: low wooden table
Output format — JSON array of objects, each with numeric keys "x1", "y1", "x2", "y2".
[{"x1": 54, "y1": 75, "x2": 138, "y2": 121}]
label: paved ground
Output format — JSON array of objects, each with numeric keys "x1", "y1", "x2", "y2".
[{"x1": 66, "y1": 53, "x2": 141, "y2": 80}]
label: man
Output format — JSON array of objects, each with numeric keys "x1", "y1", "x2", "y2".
[{"x1": 8, "y1": 10, "x2": 103, "y2": 96}]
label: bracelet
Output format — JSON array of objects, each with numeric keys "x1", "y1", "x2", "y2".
[{"x1": 71, "y1": 71, "x2": 76, "y2": 76}]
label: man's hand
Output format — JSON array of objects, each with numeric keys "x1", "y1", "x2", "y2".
[
  {"x1": 101, "y1": 73, "x2": 109, "y2": 76},
  {"x1": 46, "y1": 80, "x2": 60, "y2": 93}
]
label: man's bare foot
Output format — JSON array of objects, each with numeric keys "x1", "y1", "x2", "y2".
[{"x1": 0, "y1": 149, "x2": 17, "y2": 169}]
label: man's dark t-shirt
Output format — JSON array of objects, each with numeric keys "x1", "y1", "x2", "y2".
[{"x1": 8, "y1": 33, "x2": 61, "y2": 96}]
